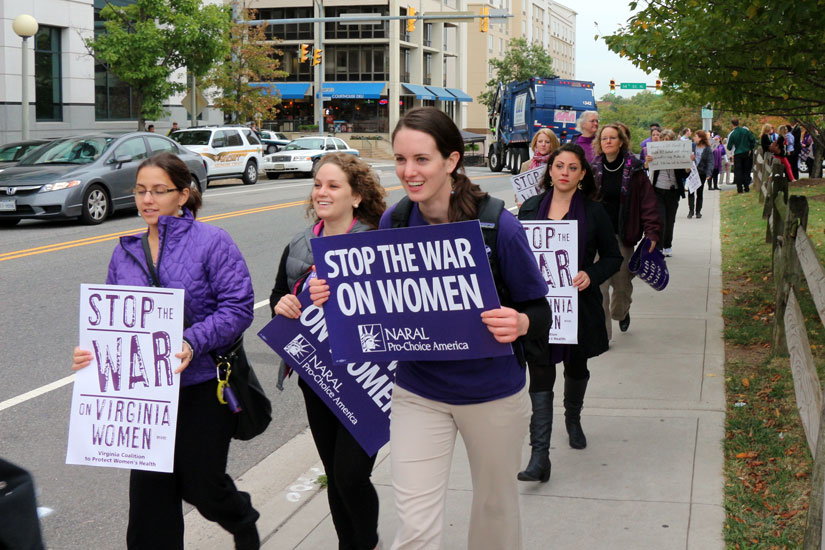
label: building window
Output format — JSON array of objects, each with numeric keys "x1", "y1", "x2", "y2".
[
  {"x1": 424, "y1": 53, "x2": 432, "y2": 85},
  {"x1": 258, "y1": 7, "x2": 313, "y2": 41},
  {"x1": 94, "y1": 1, "x2": 137, "y2": 120},
  {"x1": 325, "y1": 6, "x2": 388, "y2": 39},
  {"x1": 488, "y1": 35, "x2": 493, "y2": 52},
  {"x1": 35, "y1": 25, "x2": 62, "y2": 121},
  {"x1": 400, "y1": 48, "x2": 411, "y2": 82},
  {"x1": 324, "y1": 46, "x2": 388, "y2": 81},
  {"x1": 424, "y1": 23, "x2": 432, "y2": 47},
  {"x1": 277, "y1": 49, "x2": 313, "y2": 82}
]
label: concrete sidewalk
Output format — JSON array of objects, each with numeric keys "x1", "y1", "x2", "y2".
[{"x1": 185, "y1": 185, "x2": 728, "y2": 549}]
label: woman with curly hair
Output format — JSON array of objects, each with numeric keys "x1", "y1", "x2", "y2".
[{"x1": 269, "y1": 152, "x2": 387, "y2": 550}]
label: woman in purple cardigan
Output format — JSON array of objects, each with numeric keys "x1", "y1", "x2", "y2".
[{"x1": 72, "y1": 153, "x2": 260, "y2": 550}]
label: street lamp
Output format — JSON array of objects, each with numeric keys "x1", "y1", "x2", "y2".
[{"x1": 13, "y1": 14, "x2": 39, "y2": 140}]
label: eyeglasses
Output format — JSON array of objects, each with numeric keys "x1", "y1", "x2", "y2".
[{"x1": 135, "y1": 187, "x2": 180, "y2": 198}]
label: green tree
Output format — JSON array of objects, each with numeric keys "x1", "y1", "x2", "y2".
[
  {"x1": 603, "y1": 1, "x2": 825, "y2": 176},
  {"x1": 86, "y1": 0, "x2": 230, "y2": 130},
  {"x1": 204, "y1": 6, "x2": 288, "y2": 123},
  {"x1": 477, "y1": 38, "x2": 556, "y2": 107}
]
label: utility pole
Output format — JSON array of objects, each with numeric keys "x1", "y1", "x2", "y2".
[{"x1": 314, "y1": 0, "x2": 324, "y2": 135}]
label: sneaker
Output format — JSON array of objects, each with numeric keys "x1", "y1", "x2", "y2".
[{"x1": 663, "y1": 248, "x2": 672, "y2": 257}]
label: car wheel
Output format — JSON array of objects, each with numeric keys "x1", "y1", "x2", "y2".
[
  {"x1": 242, "y1": 161, "x2": 258, "y2": 185},
  {"x1": 80, "y1": 184, "x2": 110, "y2": 225},
  {"x1": 266, "y1": 171, "x2": 278, "y2": 180},
  {"x1": 266, "y1": 145, "x2": 277, "y2": 154},
  {"x1": 0, "y1": 218, "x2": 20, "y2": 227}
]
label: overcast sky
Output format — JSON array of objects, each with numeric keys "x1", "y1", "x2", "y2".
[{"x1": 573, "y1": 1, "x2": 658, "y2": 100}]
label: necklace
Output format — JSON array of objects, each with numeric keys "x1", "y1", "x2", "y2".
[{"x1": 603, "y1": 157, "x2": 623, "y2": 172}]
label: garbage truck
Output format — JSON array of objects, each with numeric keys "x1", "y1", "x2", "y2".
[{"x1": 487, "y1": 77, "x2": 596, "y2": 174}]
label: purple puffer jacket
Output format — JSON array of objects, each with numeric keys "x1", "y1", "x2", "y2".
[{"x1": 106, "y1": 209, "x2": 254, "y2": 387}]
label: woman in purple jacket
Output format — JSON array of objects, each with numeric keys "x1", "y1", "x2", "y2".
[{"x1": 72, "y1": 153, "x2": 260, "y2": 550}]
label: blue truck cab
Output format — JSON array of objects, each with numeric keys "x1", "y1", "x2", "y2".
[{"x1": 488, "y1": 77, "x2": 596, "y2": 174}]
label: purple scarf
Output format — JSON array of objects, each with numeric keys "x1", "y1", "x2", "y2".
[{"x1": 537, "y1": 187, "x2": 588, "y2": 364}]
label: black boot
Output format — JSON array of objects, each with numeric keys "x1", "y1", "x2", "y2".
[
  {"x1": 518, "y1": 391, "x2": 553, "y2": 482},
  {"x1": 564, "y1": 376, "x2": 589, "y2": 450},
  {"x1": 234, "y1": 524, "x2": 260, "y2": 550}
]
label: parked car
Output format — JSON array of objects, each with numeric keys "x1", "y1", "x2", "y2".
[
  {"x1": 0, "y1": 132, "x2": 207, "y2": 227},
  {"x1": 171, "y1": 126, "x2": 263, "y2": 186},
  {"x1": 260, "y1": 130, "x2": 290, "y2": 154},
  {"x1": 0, "y1": 139, "x2": 53, "y2": 167},
  {"x1": 263, "y1": 136, "x2": 360, "y2": 178}
]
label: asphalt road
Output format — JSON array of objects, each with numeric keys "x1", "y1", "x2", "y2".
[{"x1": 0, "y1": 164, "x2": 516, "y2": 549}]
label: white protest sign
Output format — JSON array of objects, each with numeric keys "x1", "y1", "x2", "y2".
[
  {"x1": 686, "y1": 162, "x2": 703, "y2": 194},
  {"x1": 646, "y1": 140, "x2": 693, "y2": 170},
  {"x1": 521, "y1": 221, "x2": 579, "y2": 344},
  {"x1": 67, "y1": 284, "x2": 184, "y2": 473},
  {"x1": 511, "y1": 165, "x2": 546, "y2": 204}
]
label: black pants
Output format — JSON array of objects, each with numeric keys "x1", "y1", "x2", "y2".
[
  {"x1": 789, "y1": 151, "x2": 800, "y2": 180},
  {"x1": 711, "y1": 168, "x2": 720, "y2": 189},
  {"x1": 733, "y1": 153, "x2": 751, "y2": 192},
  {"x1": 688, "y1": 173, "x2": 705, "y2": 216},
  {"x1": 655, "y1": 187, "x2": 680, "y2": 249},
  {"x1": 528, "y1": 346, "x2": 589, "y2": 393},
  {"x1": 299, "y1": 379, "x2": 379, "y2": 550},
  {"x1": 127, "y1": 380, "x2": 259, "y2": 550}
]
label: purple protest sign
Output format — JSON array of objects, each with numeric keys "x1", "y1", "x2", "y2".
[
  {"x1": 258, "y1": 290, "x2": 395, "y2": 456},
  {"x1": 310, "y1": 220, "x2": 511, "y2": 364}
]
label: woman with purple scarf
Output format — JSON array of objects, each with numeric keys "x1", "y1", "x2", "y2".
[
  {"x1": 572, "y1": 111, "x2": 599, "y2": 164},
  {"x1": 591, "y1": 123, "x2": 662, "y2": 340},
  {"x1": 516, "y1": 143, "x2": 622, "y2": 482}
]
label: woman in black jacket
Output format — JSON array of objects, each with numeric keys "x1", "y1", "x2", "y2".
[{"x1": 516, "y1": 143, "x2": 622, "y2": 482}]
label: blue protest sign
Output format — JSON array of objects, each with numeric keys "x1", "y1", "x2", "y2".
[
  {"x1": 257, "y1": 290, "x2": 395, "y2": 456},
  {"x1": 310, "y1": 220, "x2": 512, "y2": 364}
]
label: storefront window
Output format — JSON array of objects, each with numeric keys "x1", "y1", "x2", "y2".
[
  {"x1": 94, "y1": 0, "x2": 138, "y2": 120},
  {"x1": 35, "y1": 26, "x2": 62, "y2": 121}
]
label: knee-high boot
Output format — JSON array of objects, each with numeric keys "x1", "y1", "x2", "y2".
[
  {"x1": 564, "y1": 375, "x2": 589, "y2": 449},
  {"x1": 517, "y1": 391, "x2": 553, "y2": 482}
]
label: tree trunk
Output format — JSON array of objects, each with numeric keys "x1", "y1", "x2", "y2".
[{"x1": 799, "y1": 119, "x2": 824, "y2": 179}]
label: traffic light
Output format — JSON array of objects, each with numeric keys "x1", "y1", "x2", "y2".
[
  {"x1": 407, "y1": 7, "x2": 416, "y2": 32},
  {"x1": 610, "y1": 79, "x2": 616, "y2": 92},
  {"x1": 300, "y1": 44, "x2": 309, "y2": 63},
  {"x1": 655, "y1": 79, "x2": 662, "y2": 90},
  {"x1": 313, "y1": 48, "x2": 323, "y2": 66},
  {"x1": 479, "y1": 6, "x2": 489, "y2": 32}
]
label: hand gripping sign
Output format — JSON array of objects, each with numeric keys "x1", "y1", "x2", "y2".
[
  {"x1": 67, "y1": 284, "x2": 184, "y2": 473},
  {"x1": 258, "y1": 290, "x2": 395, "y2": 456},
  {"x1": 310, "y1": 221, "x2": 512, "y2": 364}
]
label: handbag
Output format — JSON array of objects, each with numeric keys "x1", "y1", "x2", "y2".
[
  {"x1": 628, "y1": 237, "x2": 669, "y2": 291},
  {"x1": 141, "y1": 234, "x2": 272, "y2": 440},
  {"x1": 0, "y1": 459, "x2": 45, "y2": 550},
  {"x1": 769, "y1": 140, "x2": 781, "y2": 155}
]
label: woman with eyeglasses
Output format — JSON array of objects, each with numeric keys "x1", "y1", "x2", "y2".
[
  {"x1": 572, "y1": 111, "x2": 599, "y2": 164},
  {"x1": 71, "y1": 152, "x2": 261, "y2": 550},
  {"x1": 591, "y1": 123, "x2": 661, "y2": 346}
]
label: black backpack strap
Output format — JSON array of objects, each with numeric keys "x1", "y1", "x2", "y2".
[
  {"x1": 390, "y1": 196, "x2": 415, "y2": 228},
  {"x1": 141, "y1": 233, "x2": 161, "y2": 287}
]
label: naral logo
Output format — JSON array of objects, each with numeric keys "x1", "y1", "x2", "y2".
[
  {"x1": 358, "y1": 324, "x2": 386, "y2": 352},
  {"x1": 284, "y1": 334, "x2": 315, "y2": 362}
]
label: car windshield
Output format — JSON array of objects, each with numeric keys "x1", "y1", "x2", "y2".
[
  {"x1": 171, "y1": 130, "x2": 212, "y2": 146},
  {"x1": 19, "y1": 137, "x2": 115, "y2": 165},
  {"x1": 284, "y1": 138, "x2": 324, "y2": 151},
  {"x1": 0, "y1": 143, "x2": 40, "y2": 162},
  {"x1": 275, "y1": 133, "x2": 288, "y2": 140}
]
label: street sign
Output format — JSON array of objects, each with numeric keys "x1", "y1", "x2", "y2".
[
  {"x1": 181, "y1": 91, "x2": 207, "y2": 118},
  {"x1": 701, "y1": 108, "x2": 713, "y2": 119},
  {"x1": 620, "y1": 82, "x2": 646, "y2": 90}
]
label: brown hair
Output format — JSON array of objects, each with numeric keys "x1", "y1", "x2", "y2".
[
  {"x1": 137, "y1": 152, "x2": 202, "y2": 217},
  {"x1": 539, "y1": 143, "x2": 598, "y2": 200},
  {"x1": 307, "y1": 153, "x2": 387, "y2": 229},
  {"x1": 392, "y1": 107, "x2": 487, "y2": 222},
  {"x1": 530, "y1": 128, "x2": 560, "y2": 152},
  {"x1": 694, "y1": 130, "x2": 710, "y2": 147},
  {"x1": 594, "y1": 123, "x2": 630, "y2": 156}
]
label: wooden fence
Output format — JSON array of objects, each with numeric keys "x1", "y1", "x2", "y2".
[{"x1": 758, "y1": 156, "x2": 825, "y2": 549}]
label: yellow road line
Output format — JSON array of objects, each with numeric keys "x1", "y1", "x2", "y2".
[{"x1": 0, "y1": 185, "x2": 404, "y2": 262}]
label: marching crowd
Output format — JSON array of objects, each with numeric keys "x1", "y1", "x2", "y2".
[{"x1": 65, "y1": 107, "x2": 792, "y2": 550}]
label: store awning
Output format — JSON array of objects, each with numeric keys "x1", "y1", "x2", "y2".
[
  {"x1": 446, "y1": 88, "x2": 473, "y2": 102},
  {"x1": 401, "y1": 83, "x2": 436, "y2": 100},
  {"x1": 424, "y1": 86, "x2": 455, "y2": 101},
  {"x1": 319, "y1": 82, "x2": 386, "y2": 99},
  {"x1": 249, "y1": 82, "x2": 310, "y2": 99}
]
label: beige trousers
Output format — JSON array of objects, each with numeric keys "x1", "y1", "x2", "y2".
[
  {"x1": 600, "y1": 235, "x2": 636, "y2": 340},
  {"x1": 389, "y1": 384, "x2": 531, "y2": 550}
]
